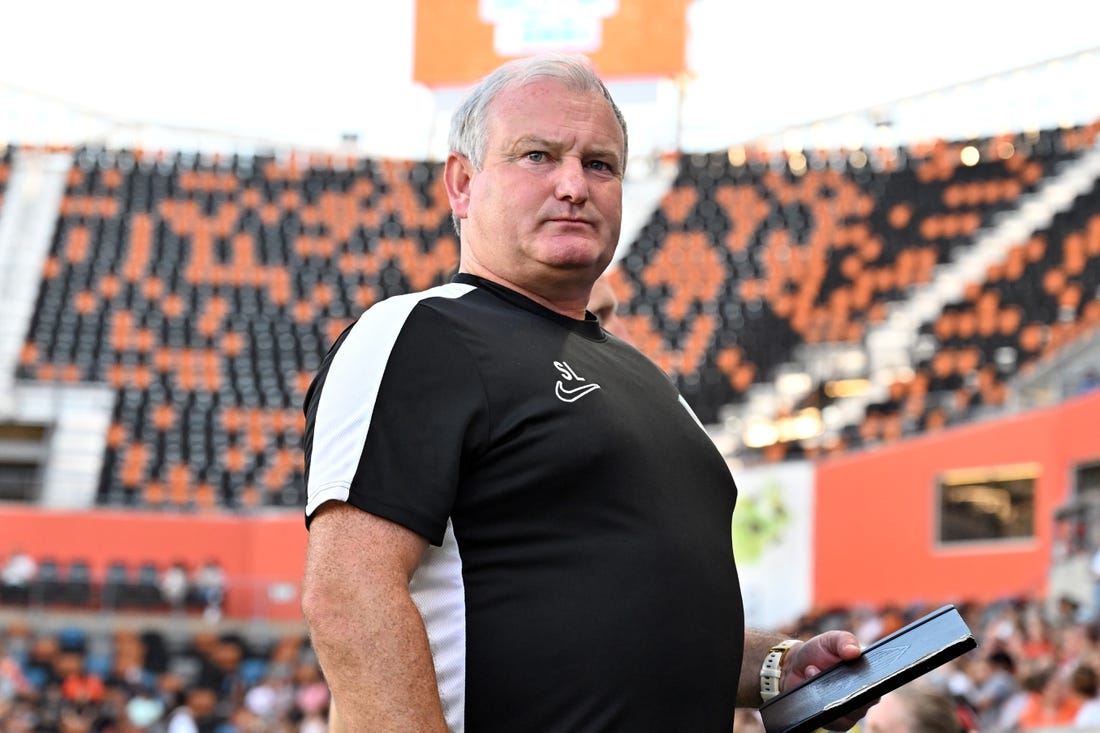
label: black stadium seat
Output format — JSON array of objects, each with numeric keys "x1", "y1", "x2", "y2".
[
  {"x1": 62, "y1": 559, "x2": 94, "y2": 607},
  {"x1": 31, "y1": 558, "x2": 64, "y2": 606}
]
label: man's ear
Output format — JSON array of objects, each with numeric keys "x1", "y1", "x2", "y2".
[{"x1": 444, "y1": 152, "x2": 474, "y2": 221}]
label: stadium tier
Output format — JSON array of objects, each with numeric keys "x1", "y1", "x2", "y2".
[
  {"x1": 7, "y1": 119, "x2": 1100, "y2": 511},
  {"x1": 613, "y1": 125, "x2": 1093, "y2": 425},
  {"x1": 859, "y1": 178, "x2": 1100, "y2": 444},
  {"x1": 15, "y1": 149, "x2": 456, "y2": 511}
]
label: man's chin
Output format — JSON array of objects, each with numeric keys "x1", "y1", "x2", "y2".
[{"x1": 535, "y1": 239, "x2": 614, "y2": 271}]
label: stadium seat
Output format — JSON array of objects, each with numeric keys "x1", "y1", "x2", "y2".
[
  {"x1": 100, "y1": 559, "x2": 133, "y2": 609},
  {"x1": 132, "y1": 561, "x2": 163, "y2": 608},
  {"x1": 62, "y1": 558, "x2": 95, "y2": 607},
  {"x1": 31, "y1": 557, "x2": 64, "y2": 606}
]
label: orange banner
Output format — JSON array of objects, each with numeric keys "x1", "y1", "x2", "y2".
[{"x1": 413, "y1": 0, "x2": 689, "y2": 88}]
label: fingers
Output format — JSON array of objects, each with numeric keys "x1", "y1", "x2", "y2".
[
  {"x1": 783, "y1": 632, "x2": 863, "y2": 692},
  {"x1": 830, "y1": 630, "x2": 862, "y2": 660}
]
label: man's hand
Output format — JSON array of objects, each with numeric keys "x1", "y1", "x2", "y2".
[{"x1": 782, "y1": 631, "x2": 874, "y2": 731}]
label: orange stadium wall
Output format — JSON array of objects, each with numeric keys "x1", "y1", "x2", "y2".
[
  {"x1": 0, "y1": 508, "x2": 307, "y2": 622},
  {"x1": 813, "y1": 388, "x2": 1100, "y2": 611}
]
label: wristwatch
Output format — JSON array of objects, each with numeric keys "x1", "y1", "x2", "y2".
[{"x1": 760, "y1": 639, "x2": 800, "y2": 702}]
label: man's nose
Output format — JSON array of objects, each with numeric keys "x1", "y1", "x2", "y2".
[{"x1": 555, "y1": 158, "x2": 589, "y2": 204}]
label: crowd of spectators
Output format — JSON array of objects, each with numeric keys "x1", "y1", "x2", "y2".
[
  {"x1": 2, "y1": 593, "x2": 1100, "y2": 731},
  {"x1": 0, "y1": 616, "x2": 327, "y2": 732}
]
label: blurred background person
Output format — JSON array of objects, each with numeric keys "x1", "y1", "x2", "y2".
[
  {"x1": 971, "y1": 649, "x2": 1019, "y2": 730},
  {"x1": 0, "y1": 548, "x2": 36, "y2": 605},
  {"x1": 863, "y1": 682, "x2": 974, "y2": 733},
  {"x1": 1071, "y1": 663, "x2": 1100, "y2": 727},
  {"x1": 586, "y1": 270, "x2": 628, "y2": 341},
  {"x1": 159, "y1": 561, "x2": 190, "y2": 614},
  {"x1": 1015, "y1": 665, "x2": 1081, "y2": 729},
  {"x1": 190, "y1": 560, "x2": 226, "y2": 623}
]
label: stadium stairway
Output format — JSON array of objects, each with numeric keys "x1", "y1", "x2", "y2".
[
  {"x1": 727, "y1": 135, "x2": 1100, "y2": 442},
  {"x1": 0, "y1": 148, "x2": 70, "y2": 415},
  {"x1": 0, "y1": 147, "x2": 113, "y2": 508}
]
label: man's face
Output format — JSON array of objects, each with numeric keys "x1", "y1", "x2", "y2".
[
  {"x1": 587, "y1": 274, "x2": 627, "y2": 340},
  {"x1": 448, "y1": 78, "x2": 624, "y2": 304}
]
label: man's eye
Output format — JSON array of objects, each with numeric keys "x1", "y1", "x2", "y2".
[
  {"x1": 588, "y1": 160, "x2": 615, "y2": 173},
  {"x1": 526, "y1": 151, "x2": 547, "y2": 162}
]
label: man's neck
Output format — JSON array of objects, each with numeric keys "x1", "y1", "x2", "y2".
[{"x1": 458, "y1": 265, "x2": 592, "y2": 320}]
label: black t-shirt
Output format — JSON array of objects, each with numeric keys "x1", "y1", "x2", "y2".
[{"x1": 304, "y1": 273, "x2": 744, "y2": 732}]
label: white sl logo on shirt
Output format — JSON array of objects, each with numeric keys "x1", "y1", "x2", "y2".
[{"x1": 553, "y1": 361, "x2": 601, "y2": 403}]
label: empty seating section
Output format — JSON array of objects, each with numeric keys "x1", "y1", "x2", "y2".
[
  {"x1": 0, "y1": 556, "x2": 171, "y2": 611},
  {"x1": 18, "y1": 148, "x2": 455, "y2": 510},
  {"x1": 858, "y1": 177, "x2": 1100, "y2": 445},
  {"x1": 614, "y1": 124, "x2": 1094, "y2": 424},
  {"x1": 12, "y1": 121, "x2": 1100, "y2": 504}
]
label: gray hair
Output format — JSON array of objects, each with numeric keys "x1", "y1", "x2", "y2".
[{"x1": 448, "y1": 53, "x2": 629, "y2": 172}]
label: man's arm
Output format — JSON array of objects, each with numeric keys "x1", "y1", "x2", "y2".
[{"x1": 302, "y1": 502, "x2": 448, "y2": 732}]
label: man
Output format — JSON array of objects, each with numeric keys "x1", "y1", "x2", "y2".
[
  {"x1": 587, "y1": 270, "x2": 627, "y2": 340},
  {"x1": 0, "y1": 548, "x2": 36, "y2": 605},
  {"x1": 302, "y1": 53, "x2": 866, "y2": 731}
]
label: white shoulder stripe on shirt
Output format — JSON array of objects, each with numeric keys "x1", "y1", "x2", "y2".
[{"x1": 305, "y1": 282, "x2": 476, "y2": 517}]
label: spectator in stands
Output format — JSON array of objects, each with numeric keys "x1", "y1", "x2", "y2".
[
  {"x1": 301, "y1": 52, "x2": 870, "y2": 732},
  {"x1": 994, "y1": 665, "x2": 1046, "y2": 733},
  {"x1": 863, "y1": 682, "x2": 973, "y2": 732},
  {"x1": 1072, "y1": 663, "x2": 1100, "y2": 727},
  {"x1": 0, "y1": 654, "x2": 31, "y2": 702},
  {"x1": 1091, "y1": 545, "x2": 1100, "y2": 621},
  {"x1": 166, "y1": 686, "x2": 221, "y2": 733},
  {"x1": 1057, "y1": 619, "x2": 1100, "y2": 679},
  {"x1": 1015, "y1": 665, "x2": 1081, "y2": 729},
  {"x1": 0, "y1": 696, "x2": 38, "y2": 732},
  {"x1": 0, "y1": 548, "x2": 36, "y2": 604},
  {"x1": 242, "y1": 669, "x2": 294, "y2": 724},
  {"x1": 293, "y1": 660, "x2": 330, "y2": 733},
  {"x1": 191, "y1": 559, "x2": 226, "y2": 623},
  {"x1": 1017, "y1": 609, "x2": 1057, "y2": 668},
  {"x1": 159, "y1": 561, "x2": 190, "y2": 613},
  {"x1": 123, "y1": 684, "x2": 166, "y2": 730},
  {"x1": 971, "y1": 649, "x2": 1020, "y2": 730},
  {"x1": 57, "y1": 651, "x2": 105, "y2": 706}
]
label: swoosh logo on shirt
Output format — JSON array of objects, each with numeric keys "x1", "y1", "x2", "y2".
[{"x1": 555, "y1": 381, "x2": 601, "y2": 403}]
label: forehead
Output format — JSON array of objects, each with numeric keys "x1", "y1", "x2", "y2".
[
  {"x1": 486, "y1": 78, "x2": 624, "y2": 151},
  {"x1": 866, "y1": 693, "x2": 910, "y2": 731}
]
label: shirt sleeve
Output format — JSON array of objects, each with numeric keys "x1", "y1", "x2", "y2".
[{"x1": 303, "y1": 297, "x2": 488, "y2": 544}]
